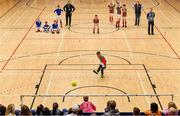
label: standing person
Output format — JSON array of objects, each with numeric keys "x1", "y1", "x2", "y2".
[
  {"x1": 35, "y1": 18, "x2": 42, "y2": 32},
  {"x1": 80, "y1": 96, "x2": 96, "y2": 113},
  {"x1": 147, "y1": 8, "x2": 155, "y2": 35},
  {"x1": 93, "y1": 15, "x2": 100, "y2": 34},
  {"x1": 93, "y1": 51, "x2": 107, "y2": 78},
  {"x1": 108, "y1": 3, "x2": 115, "y2": 23},
  {"x1": 133, "y1": 0, "x2": 142, "y2": 26},
  {"x1": 54, "y1": 5, "x2": 63, "y2": 28},
  {"x1": 121, "y1": 4, "x2": 127, "y2": 27},
  {"x1": 116, "y1": 2, "x2": 122, "y2": 29},
  {"x1": 63, "y1": 1, "x2": 75, "y2": 26}
]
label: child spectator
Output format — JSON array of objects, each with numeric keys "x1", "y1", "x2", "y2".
[
  {"x1": 0, "y1": 104, "x2": 6, "y2": 115},
  {"x1": 43, "y1": 21, "x2": 51, "y2": 33},
  {"x1": 133, "y1": 107, "x2": 140, "y2": 116},
  {"x1": 93, "y1": 15, "x2": 100, "y2": 34},
  {"x1": 51, "y1": 102, "x2": 62, "y2": 115},
  {"x1": 51, "y1": 20, "x2": 60, "y2": 34},
  {"x1": 36, "y1": 104, "x2": 44, "y2": 115},
  {"x1": 42, "y1": 107, "x2": 51, "y2": 115},
  {"x1": 163, "y1": 101, "x2": 178, "y2": 116},
  {"x1": 104, "y1": 100, "x2": 120, "y2": 116},
  {"x1": 145, "y1": 102, "x2": 162, "y2": 116},
  {"x1": 5, "y1": 104, "x2": 15, "y2": 116},
  {"x1": 80, "y1": 96, "x2": 96, "y2": 113},
  {"x1": 35, "y1": 18, "x2": 42, "y2": 32},
  {"x1": 20, "y1": 105, "x2": 32, "y2": 116}
]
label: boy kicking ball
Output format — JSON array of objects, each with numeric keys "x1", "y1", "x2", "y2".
[{"x1": 93, "y1": 51, "x2": 107, "y2": 78}]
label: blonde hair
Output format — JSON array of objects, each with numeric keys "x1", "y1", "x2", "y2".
[
  {"x1": 168, "y1": 101, "x2": 177, "y2": 109},
  {"x1": 5, "y1": 104, "x2": 15, "y2": 115}
]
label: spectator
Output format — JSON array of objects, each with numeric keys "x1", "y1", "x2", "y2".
[
  {"x1": 133, "y1": 0, "x2": 143, "y2": 26},
  {"x1": 145, "y1": 102, "x2": 162, "y2": 116},
  {"x1": 163, "y1": 101, "x2": 178, "y2": 115},
  {"x1": 133, "y1": 107, "x2": 140, "y2": 116},
  {"x1": 36, "y1": 104, "x2": 44, "y2": 115},
  {"x1": 51, "y1": 102, "x2": 62, "y2": 115},
  {"x1": 42, "y1": 107, "x2": 51, "y2": 115},
  {"x1": 147, "y1": 8, "x2": 155, "y2": 35},
  {"x1": 20, "y1": 105, "x2": 32, "y2": 116},
  {"x1": 104, "y1": 100, "x2": 120, "y2": 116},
  {"x1": 80, "y1": 96, "x2": 96, "y2": 113},
  {"x1": 0, "y1": 104, "x2": 6, "y2": 115},
  {"x1": 66, "y1": 104, "x2": 80, "y2": 116},
  {"x1": 104, "y1": 100, "x2": 111, "y2": 112},
  {"x1": 5, "y1": 104, "x2": 15, "y2": 116}
]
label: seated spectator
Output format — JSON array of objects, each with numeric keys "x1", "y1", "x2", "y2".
[
  {"x1": 104, "y1": 100, "x2": 111, "y2": 112},
  {"x1": 20, "y1": 105, "x2": 32, "y2": 116},
  {"x1": 145, "y1": 102, "x2": 162, "y2": 116},
  {"x1": 66, "y1": 104, "x2": 80, "y2": 116},
  {"x1": 104, "y1": 100, "x2": 120, "y2": 116},
  {"x1": 42, "y1": 107, "x2": 51, "y2": 115},
  {"x1": 43, "y1": 21, "x2": 51, "y2": 32},
  {"x1": 36, "y1": 104, "x2": 44, "y2": 115},
  {"x1": 35, "y1": 18, "x2": 42, "y2": 32},
  {"x1": 5, "y1": 104, "x2": 15, "y2": 116},
  {"x1": 163, "y1": 101, "x2": 178, "y2": 116},
  {"x1": 0, "y1": 104, "x2": 6, "y2": 115},
  {"x1": 133, "y1": 107, "x2": 140, "y2": 116},
  {"x1": 51, "y1": 102, "x2": 62, "y2": 115},
  {"x1": 80, "y1": 96, "x2": 96, "y2": 113},
  {"x1": 51, "y1": 20, "x2": 60, "y2": 34}
]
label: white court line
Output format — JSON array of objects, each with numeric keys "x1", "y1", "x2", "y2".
[
  {"x1": 136, "y1": 70, "x2": 150, "y2": 106},
  {"x1": 42, "y1": 31, "x2": 66, "y2": 105},
  {"x1": 0, "y1": 31, "x2": 9, "y2": 41},
  {"x1": 122, "y1": 31, "x2": 133, "y2": 58},
  {"x1": 122, "y1": 31, "x2": 150, "y2": 106}
]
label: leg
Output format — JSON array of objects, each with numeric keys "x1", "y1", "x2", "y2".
[
  {"x1": 97, "y1": 65, "x2": 102, "y2": 73},
  {"x1": 93, "y1": 24, "x2": 96, "y2": 33},
  {"x1": 69, "y1": 13, "x2": 72, "y2": 26},
  {"x1": 135, "y1": 15, "x2": 137, "y2": 25},
  {"x1": 137, "y1": 16, "x2": 140, "y2": 25},
  {"x1": 60, "y1": 19, "x2": 62, "y2": 28},
  {"x1": 97, "y1": 24, "x2": 99, "y2": 33},
  {"x1": 151, "y1": 21, "x2": 154, "y2": 35},
  {"x1": 66, "y1": 13, "x2": 68, "y2": 26},
  {"x1": 148, "y1": 21, "x2": 150, "y2": 35}
]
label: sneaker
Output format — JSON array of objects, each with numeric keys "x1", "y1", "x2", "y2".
[
  {"x1": 93, "y1": 70, "x2": 98, "y2": 74},
  {"x1": 101, "y1": 75, "x2": 104, "y2": 78}
]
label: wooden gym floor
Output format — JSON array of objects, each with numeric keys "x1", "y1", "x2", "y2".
[{"x1": 0, "y1": 0, "x2": 180, "y2": 112}]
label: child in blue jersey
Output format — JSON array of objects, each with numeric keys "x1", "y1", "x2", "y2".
[
  {"x1": 43, "y1": 21, "x2": 51, "y2": 33},
  {"x1": 35, "y1": 18, "x2": 42, "y2": 32},
  {"x1": 51, "y1": 20, "x2": 60, "y2": 34},
  {"x1": 54, "y1": 5, "x2": 63, "y2": 28}
]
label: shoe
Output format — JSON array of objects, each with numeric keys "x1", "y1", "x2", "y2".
[
  {"x1": 52, "y1": 32, "x2": 55, "y2": 34},
  {"x1": 93, "y1": 70, "x2": 98, "y2": 74},
  {"x1": 57, "y1": 31, "x2": 60, "y2": 34},
  {"x1": 101, "y1": 75, "x2": 104, "y2": 78}
]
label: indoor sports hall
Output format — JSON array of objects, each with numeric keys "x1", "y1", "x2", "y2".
[{"x1": 0, "y1": 0, "x2": 180, "y2": 114}]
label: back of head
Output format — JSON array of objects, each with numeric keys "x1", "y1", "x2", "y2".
[
  {"x1": 36, "y1": 104, "x2": 44, "y2": 115},
  {"x1": 168, "y1": 101, "x2": 177, "y2": 109},
  {"x1": 133, "y1": 107, "x2": 140, "y2": 115},
  {"x1": 42, "y1": 107, "x2": 51, "y2": 115},
  {"x1": 150, "y1": 102, "x2": 158, "y2": 113},
  {"x1": 109, "y1": 100, "x2": 116, "y2": 110},
  {"x1": 0, "y1": 104, "x2": 6, "y2": 115},
  {"x1": 53, "y1": 102, "x2": 58, "y2": 110},
  {"x1": 72, "y1": 104, "x2": 80, "y2": 114},
  {"x1": 83, "y1": 96, "x2": 89, "y2": 102},
  {"x1": 21, "y1": 105, "x2": 31, "y2": 115},
  {"x1": 6, "y1": 104, "x2": 15, "y2": 115}
]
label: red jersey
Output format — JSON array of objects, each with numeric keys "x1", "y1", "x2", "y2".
[
  {"x1": 122, "y1": 7, "x2": 127, "y2": 17},
  {"x1": 93, "y1": 18, "x2": 99, "y2": 23},
  {"x1": 108, "y1": 4, "x2": 115, "y2": 13},
  {"x1": 99, "y1": 55, "x2": 106, "y2": 65}
]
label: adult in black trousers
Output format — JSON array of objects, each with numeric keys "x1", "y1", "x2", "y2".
[
  {"x1": 133, "y1": 1, "x2": 142, "y2": 26},
  {"x1": 147, "y1": 8, "x2": 155, "y2": 35},
  {"x1": 63, "y1": 1, "x2": 75, "y2": 26}
]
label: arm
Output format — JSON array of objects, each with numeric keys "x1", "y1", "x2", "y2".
[
  {"x1": 63, "y1": 5, "x2": 66, "y2": 11},
  {"x1": 72, "y1": 4, "x2": 75, "y2": 12}
]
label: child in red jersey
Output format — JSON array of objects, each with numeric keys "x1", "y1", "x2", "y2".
[
  {"x1": 108, "y1": 3, "x2": 115, "y2": 23},
  {"x1": 122, "y1": 4, "x2": 127, "y2": 27},
  {"x1": 93, "y1": 51, "x2": 107, "y2": 78},
  {"x1": 93, "y1": 15, "x2": 100, "y2": 34}
]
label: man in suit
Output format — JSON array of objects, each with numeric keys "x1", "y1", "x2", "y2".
[{"x1": 147, "y1": 8, "x2": 155, "y2": 35}]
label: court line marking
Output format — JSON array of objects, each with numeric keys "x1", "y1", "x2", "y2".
[
  {"x1": 0, "y1": 7, "x2": 46, "y2": 72},
  {"x1": 122, "y1": 31, "x2": 133, "y2": 58}
]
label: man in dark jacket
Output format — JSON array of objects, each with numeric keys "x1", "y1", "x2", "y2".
[
  {"x1": 63, "y1": 1, "x2": 75, "y2": 26},
  {"x1": 147, "y1": 8, "x2": 155, "y2": 35},
  {"x1": 133, "y1": 0, "x2": 142, "y2": 26}
]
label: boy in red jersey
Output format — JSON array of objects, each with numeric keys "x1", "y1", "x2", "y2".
[
  {"x1": 93, "y1": 51, "x2": 107, "y2": 78},
  {"x1": 108, "y1": 3, "x2": 115, "y2": 23},
  {"x1": 122, "y1": 4, "x2": 127, "y2": 27},
  {"x1": 93, "y1": 15, "x2": 100, "y2": 34}
]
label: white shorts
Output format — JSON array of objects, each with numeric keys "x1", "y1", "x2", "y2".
[
  {"x1": 56, "y1": 15, "x2": 62, "y2": 21},
  {"x1": 109, "y1": 13, "x2": 114, "y2": 17},
  {"x1": 122, "y1": 16, "x2": 127, "y2": 20},
  {"x1": 117, "y1": 14, "x2": 121, "y2": 19},
  {"x1": 94, "y1": 23, "x2": 99, "y2": 29}
]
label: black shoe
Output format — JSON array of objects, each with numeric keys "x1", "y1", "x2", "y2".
[
  {"x1": 52, "y1": 32, "x2": 55, "y2": 34},
  {"x1": 57, "y1": 31, "x2": 60, "y2": 34},
  {"x1": 93, "y1": 70, "x2": 98, "y2": 74}
]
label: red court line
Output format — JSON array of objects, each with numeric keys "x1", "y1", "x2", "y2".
[{"x1": 0, "y1": 7, "x2": 46, "y2": 71}]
